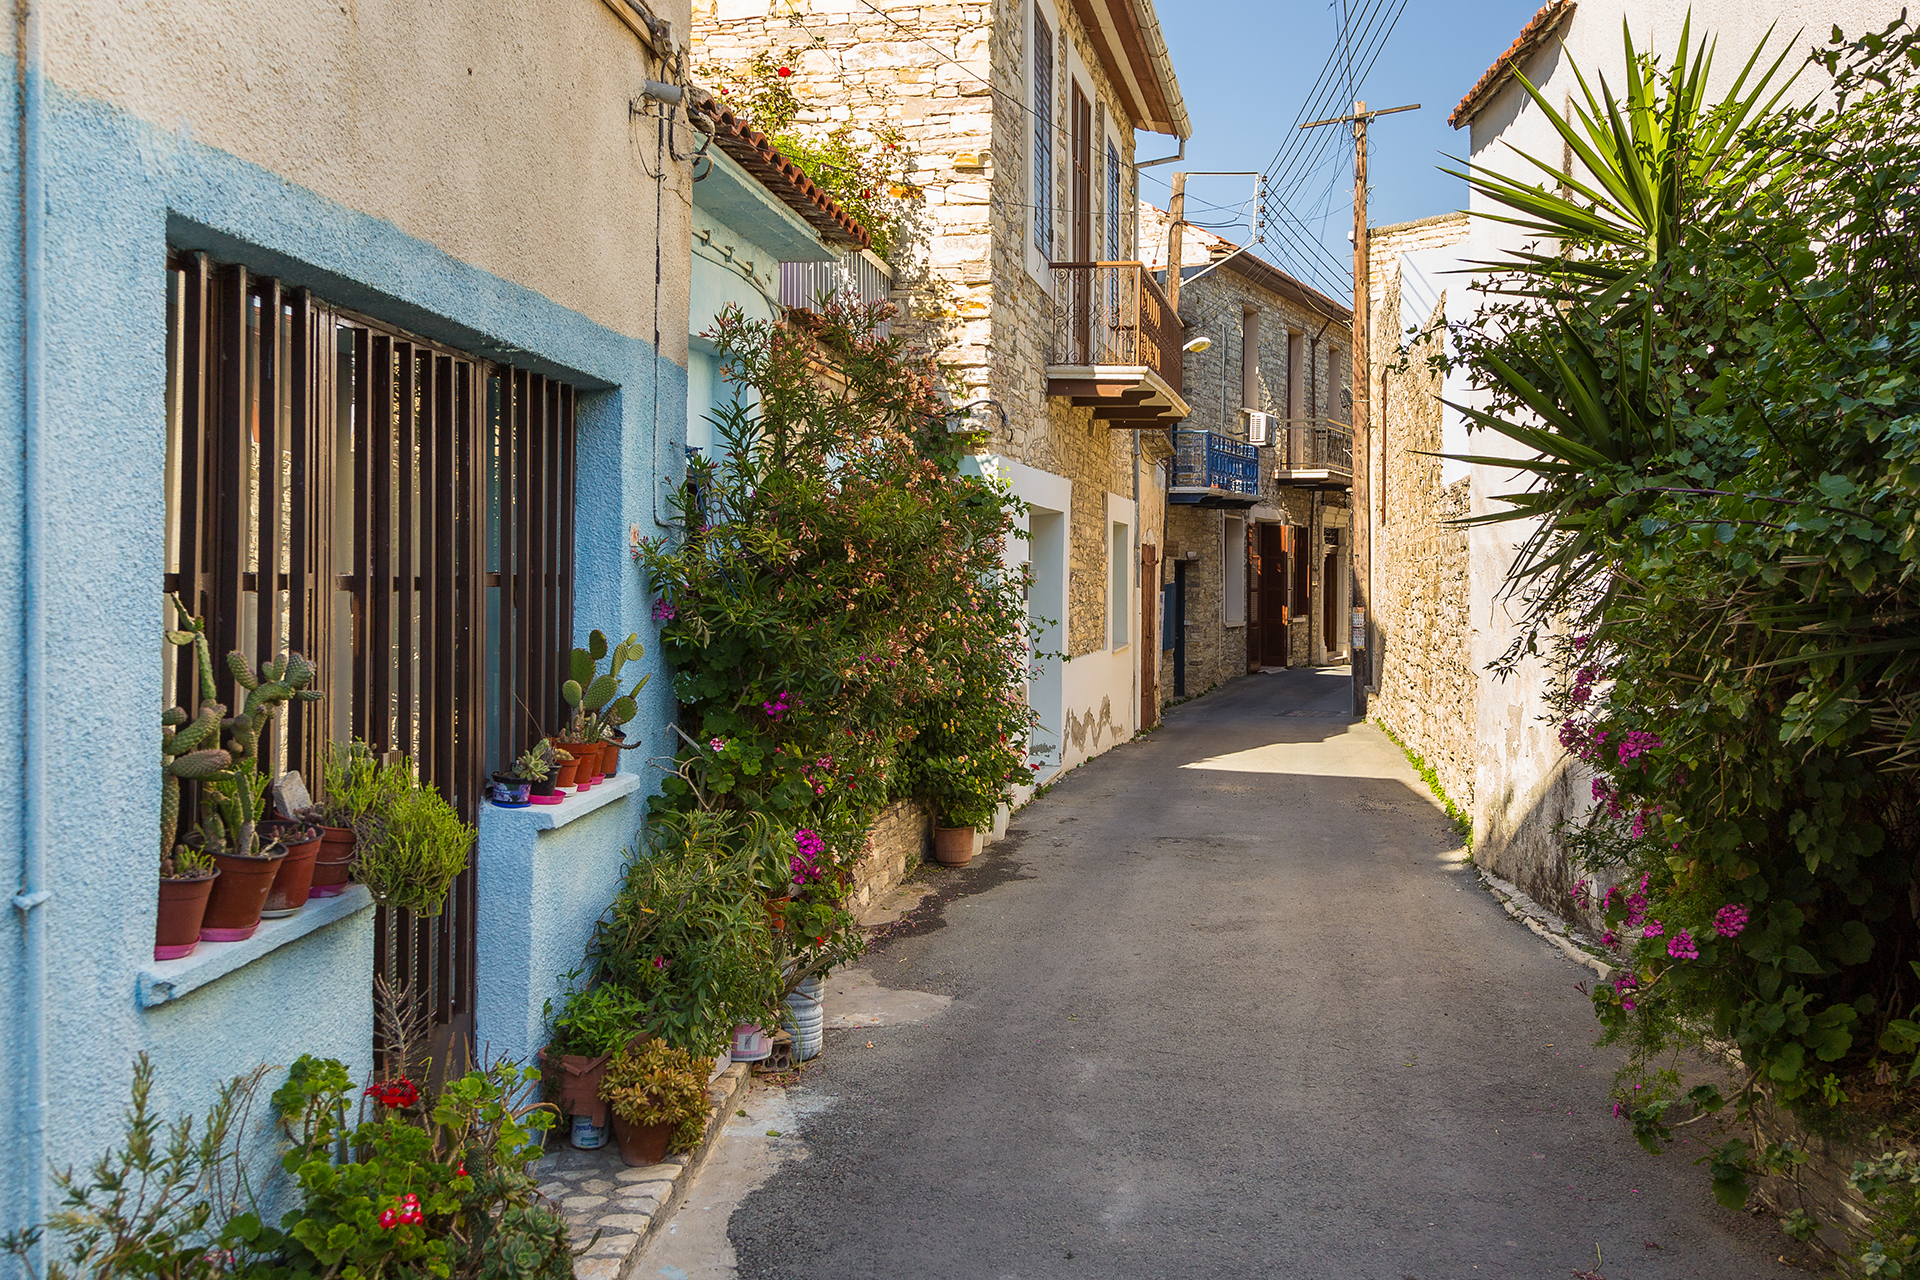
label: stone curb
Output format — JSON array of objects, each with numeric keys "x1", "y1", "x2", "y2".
[
  {"x1": 1474, "y1": 865, "x2": 1616, "y2": 980},
  {"x1": 539, "y1": 1062, "x2": 752, "y2": 1280}
]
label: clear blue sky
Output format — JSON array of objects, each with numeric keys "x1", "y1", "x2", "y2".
[{"x1": 1143, "y1": 0, "x2": 1544, "y2": 298}]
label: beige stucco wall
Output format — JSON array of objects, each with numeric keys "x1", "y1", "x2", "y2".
[{"x1": 48, "y1": 0, "x2": 692, "y2": 359}]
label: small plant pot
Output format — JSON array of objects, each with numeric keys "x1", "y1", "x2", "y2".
[
  {"x1": 610, "y1": 1115, "x2": 674, "y2": 1167},
  {"x1": 933, "y1": 825, "x2": 976, "y2": 867},
  {"x1": 489, "y1": 773, "x2": 532, "y2": 807},
  {"x1": 541, "y1": 1049, "x2": 613, "y2": 1130},
  {"x1": 310, "y1": 825, "x2": 356, "y2": 898},
  {"x1": 200, "y1": 847, "x2": 288, "y2": 941},
  {"x1": 604, "y1": 735, "x2": 624, "y2": 779},
  {"x1": 154, "y1": 869, "x2": 219, "y2": 960},
  {"x1": 764, "y1": 895, "x2": 791, "y2": 931},
  {"x1": 529, "y1": 774, "x2": 562, "y2": 805},
  {"x1": 730, "y1": 1023, "x2": 773, "y2": 1063},
  {"x1": 555, "y1": 756, "x2": 583, "y2": 790},
  {"x1": 259, "y1": 822, "x2": 322, "y2": 917},
  {"x1": 590, "y1": 741, "x2": 609, "y2": 783},
  {"x1": 558, "y1": 742, "x2": 596, "y2": 790}
]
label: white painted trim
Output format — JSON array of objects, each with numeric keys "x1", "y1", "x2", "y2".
[{"x1": 139, "y1": 886, "x2": 374, "y2": 1007}]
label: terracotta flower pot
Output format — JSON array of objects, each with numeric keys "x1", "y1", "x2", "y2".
[
  {"x1": 155, "y1": 870, "x2": 219, "y2": 960},
  {"x1": 555, "y1": 755, "x2": 582, "y2": 789},
  {"x1": 604, "y1": 736, "x2": 622, "y2": 779},
  {"x1": 200, "y1": 847, "x2": 288, "y2": 941},
  {"x1": 933, "y1": 825, "x2": 976, "y2": 867},
  {"x1": 310, "y1": 825, "x2": 356, "y2": 898},
  {"x1": 764, "y1": 895, "x2": 791, "y2": 931},
  {"x1": 541, "y1": 1049, "x2": 613, "y2": 1130},
  {"x1": 611, "y1": 1114, "x2": 674, "y2": 1167},
  {"x1": 590, "y1": 741, "x2": 609, "y2": 783},
  {"x1": 260, "y1": 822, "x2": 322, "y2": 917},
  {"x1": 558, "y1": 742, "x2": 596, "y2": 789}
]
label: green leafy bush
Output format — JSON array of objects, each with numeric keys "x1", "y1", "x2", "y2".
[
  {"x1": 1450, "y1": 10, "x2": 1920, "y2": 1225},
  {"x1": 598, "y1": 1042, "x2": 713, "y2": 1153}
]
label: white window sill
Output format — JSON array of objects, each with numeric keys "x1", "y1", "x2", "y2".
[
  {"x1": 139, "y1": 885, "x2": 374, "y2": 1008},
  {"x1": 487, "y1": 773, "x2": 640, "y2": 831}
]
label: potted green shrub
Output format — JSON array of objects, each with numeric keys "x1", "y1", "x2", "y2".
[
  {"x1": 917, "y1": 757, "x2": 998, "y2": 867},
  {"x1": 516, "y1": 741, "x2": 563, "y2": 806},
  {"x1": 543, "y1": 980, "x2": 649, "y2": 1149},
  {"x1": 302, "y1": 739, "x2": 403, "y2": 896},
  {"x1": 598, "y1": 1040, "x2": 712, "y2": 1166},
  {"x1": 354, "y1": 759, "x2": 475, "y2": 917}
]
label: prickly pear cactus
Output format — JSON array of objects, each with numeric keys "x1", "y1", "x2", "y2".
[{"x1": 560, "y1": 631, "x2": 649, "y2": 741}]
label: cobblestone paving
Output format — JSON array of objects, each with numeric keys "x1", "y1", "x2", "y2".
[{"x1": 531, "y1": 1063, "x2": 749, "y2": 1280}]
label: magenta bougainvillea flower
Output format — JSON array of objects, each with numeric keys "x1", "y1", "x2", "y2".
[
  {"x1": 1712, "y1": 903, "x2": 1749, "y2": 938},
  {"x1": 652, "y1": 597, "x2": 676, "y2": 622}
]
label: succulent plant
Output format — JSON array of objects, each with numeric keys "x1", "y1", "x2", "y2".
[{"x1": 561, "y1": 630, "x2": 649, "y2": 743}]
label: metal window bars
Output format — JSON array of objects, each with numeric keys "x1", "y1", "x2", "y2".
[{"x1": 164, "y1": 250, "x2": 577, "y2": 1055}]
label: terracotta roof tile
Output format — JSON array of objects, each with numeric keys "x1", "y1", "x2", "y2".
[
  {"x1": 1449, "y1": 0, "x2": 1576, "y2": 130},
  {"x1": 688, "y1": 91, "x2": 872, "y2": 252}
]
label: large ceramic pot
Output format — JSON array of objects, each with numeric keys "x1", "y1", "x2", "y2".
[
  {"x1": 933, "y1": 825, "x2": 976, "y2": 867},
  {"x1": 610, "y1": 1115, "x2": 673, "y2": 1167},
  {"x1": 781, "y1": 975, "x2": 825, "y2": 1061},
  {"x1": 310, "y1": 825, "x2": 356, "y2": 898},
  {"x1": 259, "y1": 821, "x2": 322, "y2": 917},
  {"x1": 154, "y1": 870, "x2": 219, "y2": 960},
  {"x1": 541, "y1": 1049, "x2": 613, "y2": 1130},
  {"x1": 200, "y1": 847, "x2": 288, "y2": 942}
]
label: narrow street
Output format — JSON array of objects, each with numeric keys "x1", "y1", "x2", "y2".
[{"x1": 653, "y1": 669, "x2": 1792, "y2": 1280}]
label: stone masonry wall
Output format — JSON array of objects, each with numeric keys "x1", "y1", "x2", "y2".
[
  {"x1": 1138, "y1": 202, "x2": 1354, "y2": 696},
  {"x1": 696, "y1": 0, "x2": 1155, "y2": 685},
  {"x1": 847, "y1": 797, "x2": 931, "y2": 915},
  {"x1": 1368, "y1": 212, "x2": 1474, "y2": 813}
]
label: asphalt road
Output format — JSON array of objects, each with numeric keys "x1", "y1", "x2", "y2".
[{"x1": 726, "y1": 667, "x2": 1795, "y2": 1280}]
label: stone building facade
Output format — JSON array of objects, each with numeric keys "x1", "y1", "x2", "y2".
[
  {"x1": 1367, "y1": 212, "x2": 1475, "y2": 812},
  {"x1": 693, "y1": 0, "x2": 1190, "y2": 781},
  {"x1": 1137, "y1": 205, "x2": 1354, "y2": 706}
]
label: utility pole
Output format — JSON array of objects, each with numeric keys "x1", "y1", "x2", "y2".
[
  {"x1": 1165, "y1": 171, "x2": 1186, "y2": 314},
  {"x1": 1299, "y1": 98, "x2": 1417, "y2": 718}
]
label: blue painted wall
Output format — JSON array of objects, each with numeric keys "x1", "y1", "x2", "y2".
[{"x1": 0, "y1": 75, "x2": 684, "y2": 1244}]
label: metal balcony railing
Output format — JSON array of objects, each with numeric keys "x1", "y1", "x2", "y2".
[
  {"x1": 1047, "y1": 262, "x2": 1183, "y2": 393},
  {"x1": 1277, "y1": 422, "x2": 1354, "y2": 477},
  {"x1": 1172, "y1": 429, "x2": 1259, "y2": 499},
  {"x1": 780, "y1": 249, "x2": 894, "y2": 338}
]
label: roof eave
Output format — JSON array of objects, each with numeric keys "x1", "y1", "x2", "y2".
[{"x1": 1448, "y1": 0, "x2": 1576, "y2": 131}]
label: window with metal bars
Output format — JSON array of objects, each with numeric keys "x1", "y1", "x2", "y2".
[{"x1": 162, "y1": 249, "x2": 578, "y2": 1040}]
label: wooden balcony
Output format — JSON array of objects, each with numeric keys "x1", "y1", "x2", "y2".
[
  {"x1": 1272, "y1": 422, "x2": 1354, "y2": 488},
  {"x1": 1046, "y1": 262, "x2": 1191, "y2": 426}
]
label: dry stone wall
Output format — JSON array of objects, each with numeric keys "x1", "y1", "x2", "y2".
[
  {"x1": 847, "y1": 797, "x2": 931, "y2": 914},
  {"x1": 1367, "y1": 213, "x2": 1475, "y2": 814}
]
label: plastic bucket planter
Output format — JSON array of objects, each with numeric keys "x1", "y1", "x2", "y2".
[
  {"x1": 781, "y1": 976, "x2": 825, "y2": 1061},
  {"x1": 730, "y1": 1023, "x2": 773, "y2": 1063}
]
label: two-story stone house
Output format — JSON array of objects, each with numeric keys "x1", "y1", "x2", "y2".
[
  {"x1": 1135, "y1": 204, "x2": 1355, "y2": 707},
  {"x1": 692, "y1": 0, "x2": 1189, "y2": 779}
]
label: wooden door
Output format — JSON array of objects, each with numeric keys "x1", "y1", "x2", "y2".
[
  {"x1": 1071, "y1": 84, "x2": 1092, "y2": 260},
  {"x1": 1259, "y1": 523, "x2": 1290, "y2": 667},
  {"x1": 1245, "y1": 522, "x2": 1262, "y2": 672},
  {"x1": 1139, "y1": 544, "x2": 1158, "y2": 728},
  {"x1": 1324, "y1": 548, "x2": 1338, "y2": 640}
]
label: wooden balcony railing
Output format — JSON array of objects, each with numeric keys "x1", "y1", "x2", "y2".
[{"x1": 1048, "y1": 262, "x2": 1183, "y2": 394}]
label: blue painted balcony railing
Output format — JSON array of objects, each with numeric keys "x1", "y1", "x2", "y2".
[{"x1": 1170, "y1": 430, "x2": 1260, "y2": 505}]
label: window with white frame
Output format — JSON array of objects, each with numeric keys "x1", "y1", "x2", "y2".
[
  {"x1": 1224, "y1": 517, "x2": 1247, "y2": 625},
  {"x1": 1110, "y1": 520, "x2": 1130, "y2": 647}
]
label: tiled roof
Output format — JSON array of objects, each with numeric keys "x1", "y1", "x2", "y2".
[
  {"x1": 688, "y1": 92, "x2": 871, "y2": 251},
  {"x1": 1448, "y1": 0, "x2": 1576, "y2": 130}
]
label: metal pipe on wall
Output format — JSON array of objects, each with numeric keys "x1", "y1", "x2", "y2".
[{"x1": 12, "y1": 0, "x2": 51, "y2": 1254}]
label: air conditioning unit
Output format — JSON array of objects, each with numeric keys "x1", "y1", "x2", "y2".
[{"x1": 1245, "y1": 411, "x2": 1274, "y2": 446}]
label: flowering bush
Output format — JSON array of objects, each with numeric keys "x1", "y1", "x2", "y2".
[{"x1": 1456, "y1": 14, "x2": 1920, "y2": 1222}]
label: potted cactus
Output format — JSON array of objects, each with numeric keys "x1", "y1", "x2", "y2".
[
  {"x1": 157, "y1": 671, "x2": 228, "y2": 961},
  {"x1": 161, "y1": 597, "x2": 322, "y2": 942},
  {"x1": 560, "y1": 631, "x2": 649, "y2": 782}
]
